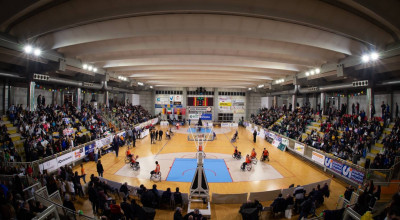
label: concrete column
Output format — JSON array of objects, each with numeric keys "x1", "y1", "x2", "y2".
[
  {"x1": 3, "y1": 82, "x2": 9, "y2": 113},
  {"x1": 366, "y1": 88, "x2": 374, "y2": 119},
  {"x1": 313, "y1": 93, "x2": 318, "y2": 110},
  {"x1": 292, "y1": 94, "x2": 297, "y2": 111},
  {"x1": 27, "y1": 81, "x2": 36, "y2": 111},
  {"x1": 76, "y1": 88, "x2": 82, "y2": 110},
  {"x1": 9, "y1": 86, "x2": 14, "y2": 108},
  {"x1": 123, "y1": 93, "x2": 127, "y2": 106},
  {"x1": 214, "y1": 88, "x2": 219, "y2": 122},
  {"x1": 273, "y1": 96, "x2": 277, "y2": 108},
  {"x1": 320, "y1": 92, "x2": 326, "y2": 115},
  {"x1": 105, "y1": 91, "x2": 109, "y2": 107}
]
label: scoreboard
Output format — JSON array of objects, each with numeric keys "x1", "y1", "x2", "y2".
[{"x1": 187, "y1": 97, "x2": 213, "y2": 106}]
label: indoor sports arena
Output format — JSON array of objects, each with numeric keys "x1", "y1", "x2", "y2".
[{"x1": 0, "y1": 1, "x2": 399, "y2": 220}]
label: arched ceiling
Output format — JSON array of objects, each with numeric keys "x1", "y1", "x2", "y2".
[{"x1": 1, "y1": 0, "x2": 399, "y2": 88}]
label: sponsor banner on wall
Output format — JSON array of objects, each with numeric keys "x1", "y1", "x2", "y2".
[
  {"x1": 140, "y1": 129, "x2": 149, "y2": 139},
  {"x1": 200, "y1": 113, "x2": 212, "y2": 120},
  {"x1": 312, "y1": 151, "x2": 325, "y2": 165},
  {"x1": 231, "y1": 123, "x2": 238, "y2": 127},
  {"x1": 232, "y1": 99, "x2": 245, "y2": 106},
  {"x1": 85, "y1": 143, "x2": 95, "y2": 155},
  {"x1": 174, "y1": 95, "x2": 182, "y2": 102},
  {"x1": 57, "y1": 152, "x2": 74, "y2": 168},
  {"x1": 221, "y1": 123, "x2": 231, "y2": 127},
  {"x1": 294, "y1": 142, "x2": 305, "y2": 155},
  {"x1": 272, "y1": 139, "x2": 280, "y2": 147},
  {"x1": 73, "y1": 148, "x2": 84, "y2": 161},
  {"x1": 40, "y1": 158, "x2": 57, "y2": 173},
  {"x1": 278, "y1": 143, "x2": 286, "y2": 152},
  {"x1": 189, "y1": 114, "x2": 199, "y2": 120},
  {"x1": 281, "y1": 138, "x2": 289, "y2": 146},
  {"x1": 324, "y1": 157, "x2": 364, "y2": 184}
]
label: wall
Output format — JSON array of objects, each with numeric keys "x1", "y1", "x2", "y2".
[
  {"x1": 261, "y1": 97, "x2": 273, "y2": 109},
  {"x1": 13, "y1": 87, "x2": 27, "y2": 108},
  {"x1": 138, "y1": 90, "x2": 154, "y2": 115},
  {"x1": 247, "y1": 92, "x2": 261, "y2": 119}
]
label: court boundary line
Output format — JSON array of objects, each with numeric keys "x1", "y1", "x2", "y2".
[
  {"x1": 224, "y1": 159, "x2": 234, "y2": 182},
  {"x1": 165, "y1": 158, "x2": 176, "y2": 181}
]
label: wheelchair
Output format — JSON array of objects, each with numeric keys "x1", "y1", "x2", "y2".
[
  {"x1": 230, "y1": 135, "x2": 238, "y2": 143},
  {"x1": 150, "y1": 172, "x2": 162, "y2": 182},
  {"x1": 251, "y1": 156, "x2": 258, "y2": 165},
  {"x1": 130, "y1": 162, "x2": 140, "y2": 171},
  {"x1": 260, "y1": 155, "x2": 270, "y2": 162},
  {"x1": 241, "y1": 162, "x2": 252, "y2": 171},
  {"x1": 125, "y1": 155, "x2": 132, "y2": 164},
  {"x1": 232, "y1": 152, "x2": 242, "y2": 160}
]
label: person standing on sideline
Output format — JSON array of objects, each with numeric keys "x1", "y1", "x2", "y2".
[
  {"x1": 132, "y1": 130, "x2": 136, "y2": 147},
  {"x1": 113, "y1": 135, "x2": 119, "y2": 157},
  {"x1": 80, "y1": 164, "x2": 86, "y2": 184},
  {"x1": 155, "y1": 130, "x2": 159, "y2": 141},
  {"x1": 97, "y1": 160, "x2": 104, "y2": 177},
  {"x1": 150, "y1": 130, "x2": 154, "y2": 144},
  {"x1": 188, "y1": 119, "x2": 191, "y2": 126},
  {"x1": 94, "y1": 147, "x2": 99, "y2": 162},
  {"x1": 159, "y1": 130, "x2": 163, "y2": 141},
  {"x1": 253, "y1": 130, "x2": 257, "y2": 143}
]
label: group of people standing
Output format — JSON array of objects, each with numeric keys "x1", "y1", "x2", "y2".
[{"x1": 150, "y1": 129, "x2": 164, "y2": 144}]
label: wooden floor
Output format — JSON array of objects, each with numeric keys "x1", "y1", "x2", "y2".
[{"x1": 73, "y1": 125, "x2": 347, "y2": 219}]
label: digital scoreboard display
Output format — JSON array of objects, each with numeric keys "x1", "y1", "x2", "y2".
[{"x1": 187, "y1": 97, "x2": 213, "y2": 106}]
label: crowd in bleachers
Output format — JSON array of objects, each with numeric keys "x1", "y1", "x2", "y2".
[
  {"x1": 2, "y1": 102, "x2": 152, "y2": 163},
  {"x1": 108, "y1": 105, "x2": 152, "y2": 130},
  {"x1": 252, "y1": 103, "x2": 400, "y2": 168}
]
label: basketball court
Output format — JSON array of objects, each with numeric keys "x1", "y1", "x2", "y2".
[{"x1": 73, "y1": 124, "x2": 346, "y2": 218}]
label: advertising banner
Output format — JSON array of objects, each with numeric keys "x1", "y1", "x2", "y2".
[
  {"x1": 85, "y1": 143, "x2": 95, "y2": 155},
  {"x1": 40, "y1": 158, "x2": 57, "y2": 173},
  {"x1": 272, "y1": 139, "x2": 280, "y2": 147},
  {"x1": 277, "y1": 143, "x2": 286, "y2": 152},
  {"x1": 221, "y1": 123, "x2": 231, "y2": 127},
  {"x1": 324, "y1": 157, "x2": 364, "y2": 184},
  {"x1": 140, "y1": 129, "x2": 149, "y2": 139},
  {"x1": 174, "y1": 95, "x2": 182, "y2": 102},
  {"x1": 281, "y1": 138, "x2": 289, "y2": 146},
  {"x1": 57, "y1": 152, "x2": 74, "y2": 168},
  {"x1": 312, "y1": 151, "x2": 325, "y2": 165},
  {"x1": 200, "y1": 113, "x2": 212, "y2": 120},
  {"x1": 73, "y1": 148, "x2": 84, "y2": 161},
  {"x1": 189, "y1": 114, "x2": 199, "y2": 120},
  {"x1": 294, "y1": 142, "x2": 305, "y2": 155}
]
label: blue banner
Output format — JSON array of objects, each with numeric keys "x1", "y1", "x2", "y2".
[
  {"x1": 324, "y1": 157, "x2": 364, "y2": 184},
  {"x1": 200, "y1": 113, "x2": 212, "y2": 120},
  {"x1": 85, "y1": 143, "x2": 95, "y2": 155},
  {"x1": 155, "y1": 104, "x2": 183, "y2": 108}
]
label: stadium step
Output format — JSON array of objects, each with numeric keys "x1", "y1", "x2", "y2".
[
  {"x1": 7, "y1": 126, "x2": 17, "y2": 134},
  {"x1": 358, "y1": 157, "x2": 366, "y2": 167},
  {"x1": 311, "y1": 122, "x2": 321, "y2": 127},
  {"x1": 9, "y1": 133, "x2": 21, "y2": 142},
  {"x1": 375, "y1": 143, "x2": 384, "y2": 148},
  {"x1": 371, "y1": 146, "x2": 381, "y2": 154}
]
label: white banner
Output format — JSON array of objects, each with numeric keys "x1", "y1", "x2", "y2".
[
  {"x1": 73, "y1": 148, "x2": 85, "y2": 161},
  {"x1": 221, "y1": 123, "x2": 231, "y2": 127},
  {"x1": 140, "y1": 129, "x2": 149, "y2": 139},
  {"x1": 231, "y1": 123, "x2": 238, "y2": 127},
  {"x1": 312, "y1": 151, "x2": 325, "y2": 165},
  {"x1": 57, "y1": 152, "x2": 74, "y2": 168},
  {"x1": 40, "y1": 158, "x2": 57, "y2": 173},
  {"x1": 272, "y1": 140, "x2": 280, "y2": 147},
  {"x1": 281, "y1": 138, "x2": 289, "y2": 146},
  {"x1": 294, "y1": 142, "x2": 305, "y2": 155}
]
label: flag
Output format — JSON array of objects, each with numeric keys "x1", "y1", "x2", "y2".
[{"x1": 167, "y1": 108, "x2": 172, "y2": 114}]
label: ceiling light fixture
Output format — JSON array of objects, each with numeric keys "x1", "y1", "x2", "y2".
[
  {"x1": 362, "y1": 54, "x2": 370, "y2": 63},
  {"x1": 83, "y1": 64, "x2": 88, "y2": 70},
  {"x1": 315, "y1": 68, "x2": 320, "y2": 74},
  {"x1": 370, "y1": 52, "x2": 379, "y2": 61},
  {"x1": 24, "y1": 45, "x2": 33, "y2": 54},
  {"x1": 138, "y1": 82, "x2": 144, "y2": 86},
  {"x1": 248, "y1": 88, "x2": 252, "y2": 91},
  {"x1": 93, "y1": 68, "x2": 97, "y2": 72},
  {"x1": 258, "y1": 84, "x2": 264, "y2": 88},
  {"x1": 88, "y1": 65, "x2": 93, "y2": 71},
  {"x1": 33, "y1": 48, "x2": 41, "y2": 56}
]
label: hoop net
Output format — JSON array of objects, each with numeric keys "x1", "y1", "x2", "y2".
[{"x1": 188, "y1": 125, "x2": 213, "y2": 151}]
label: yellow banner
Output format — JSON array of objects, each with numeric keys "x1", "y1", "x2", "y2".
[{"x1": 219, "y1": 102, "x2": 232, "y2": 106}]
